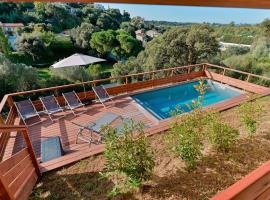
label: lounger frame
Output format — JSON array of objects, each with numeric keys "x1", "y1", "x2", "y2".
[
  {"x1": 62, "y1": 91, "x2": 87, "y2": 116},
  {"x1": 39, "y1": 95, "x2": 66, "y2": 122},
  {"x1": 92, "y1": 85, "x2": 115, "y2": 108},
  {"x1": 14, "y1": 99, "x2": 42, "y2": 127},
  {"x1": 72, "y1": 112, "x2": 122, "y2": 146}
]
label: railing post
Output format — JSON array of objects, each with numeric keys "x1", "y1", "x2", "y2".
[
  {"x1": 171, "y1": 69, "x2": 174, "y2": 76},
  {"x1": 22, "y1": 129, "x2": 41, "y2": 177},
  {"x1": 0, "y1": 115, "x2": 4, "y2": 125},
  {"x1": 202, "y1": 64, "x2": 206, "y2": 71},
  {"x1": 204, "y1": 64, "x2": 208, "y2": 71},
  {"x1": 247, "y1": 74, "x2": 251, "y2": 82},
  {"x1": 188, "y1": 66, "x2": 191, "y2": 74},
  {"x1": 125, "y1": 76, "x2": 128, "y2": 84},
  {"x1": 222, "y1": 69, "x2": 227, "y2": 76}
]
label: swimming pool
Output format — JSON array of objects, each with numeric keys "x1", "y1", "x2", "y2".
[{"x1": 131, "y1": 79, "x2": 244, "y2": 120}]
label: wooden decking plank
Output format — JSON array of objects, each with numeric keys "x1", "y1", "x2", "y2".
[
  {"x1": 40, "y1": 145, "x2": 105, "y2": 173},
  {"x1": 0, "y1": 149, "x2": 28, "y2": 175}
]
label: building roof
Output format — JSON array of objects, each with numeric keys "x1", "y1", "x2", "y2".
[{"x1": 0, "y1": 23, "x2": 24, "y2": 28}]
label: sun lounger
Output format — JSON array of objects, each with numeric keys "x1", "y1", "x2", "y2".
[
  {"x1": 14, "y1": 99, "x2": 41, "y2": 126},
  {"x1": 40, "y1": 95, "x2": 65, "y2": 121},
  {"x1": 62, "y1": 91, "x2": 86, "y2": 115},
  {"x1": 72, "y1": 112, "x2": 120, "y2": 145},
  {"x1": 92, "y1": 85, "x2": 115, "y2": 108}
]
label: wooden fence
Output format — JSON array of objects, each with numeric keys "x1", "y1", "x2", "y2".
[{"x1": 0, "y1": 126, "x2": 40, "y2": 200}]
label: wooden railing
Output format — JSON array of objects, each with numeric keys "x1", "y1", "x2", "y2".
[
  {"x1": 0, "y1": 126, "x2": 41, "y2": 200},
  {"x1": 212, "y1": 160, "x2": 270, "y2": 200},
  {"x1": 206, "y1": 63, "x2": 270, "y2": 82},
  {"x1": 0, "y1": 63, "x2": 205, "y2": 118}
]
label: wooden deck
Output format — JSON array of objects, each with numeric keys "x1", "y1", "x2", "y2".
[
  {"x1": 3, "y1": 80, "x2": 270, "y2": 173},
  {"x1": 3, "y1": 95, "x2": 158, "y2": 172}
]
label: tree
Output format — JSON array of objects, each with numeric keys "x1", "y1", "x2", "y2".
[
  {"x1": 113, "y1": 30, "x2": 143, "y2": 60},
  {"x1": 16, "y1": 33, "x2": 46, "y2": 61},
  {"x1": 0, "y1": 2, "x2": 34, "y2": 23},
  {"x1": 96, "y1": 13, "x2": 119, "y2": 30},
  {"x1": 88, "y1": 64, "x2": 103, "y2": 80},
  {"x1": 0, "y1": 28, "x2": 11, "y2": 56},
  {"x1": 90, "y1": 30, "x2": 143, "y2": 60},
  {"x1": 90, "y1": 30, "x2": 117, "y2": 56},
  {"x1": 0, "y1": 55, "x2": 38, "y2": 98},
  {"x1": 223, "y1": 54, "x2": 263, "y2": 79},
  {"x1": 120, "y1": 21, "x2": 136, "y2": 37},
  {"x1": 131, "y1": 16, "x2": 145, "y2": 29},
  {"x1": 122, "y1": 11, "x2": 131, "y2": 22},
  {"x1": 221, "y1": 46, "x2": 250, "y2": 59},
  {"x1": 112, "y1": 25, "x2": 219, "y2": 77},
  {"x1": 112, "y1": 57, "x2": 143, "y2": 77},
  {"x1": 260, "y1": 18, "x2": 270, "y2": 36},
  {"x1": 251, "y1": 36, "x2": 270, "y2": 59},
  {"x1": 81, "y1": 4, "x2": 103, "y2": 25},
  {"x1": 143, "y1": 25, "x2": 219, "y2": 69},
  {"x1": 50, "y1": 66, "x2": 90, "y2": 83},
  {"x1": 70, "y1": 22, "x2": 99, "y2": 50},
  {"x1": 185, "y1": 25, "x2": 220, "y2": 64},
  {"x1": 33, "y1": 3, "x2": 80, "y2": 33}
]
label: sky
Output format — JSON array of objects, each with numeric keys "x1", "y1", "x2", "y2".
[{"x1": 100, "y1": 3, "x2": 270, "y2": 24}]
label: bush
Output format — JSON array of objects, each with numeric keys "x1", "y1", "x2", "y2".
[
  {"x1": 166, "y1": 109, "x2": 205, "y2": 170},
  {"x1": 206, "y1": 112, "x2": 239, "y2": 152},
  {"x1": 88, "y1": 64, "x2": 102, "y2": 80},
  {"x1": 50, "y1": 66, "x2": 90, "y2": 83},
  {"x1": 102, "y1": 120, "x2": 154, "y2": 196},
  {"x1": 0, "y1": 55, "x2": 39, "y2": 98},
  {"x1": 166, "y1": 80, "x2": 209, "y2": 170},
  {"x1": 238, "y1": 100, "x2": 263, "y2": 137}
]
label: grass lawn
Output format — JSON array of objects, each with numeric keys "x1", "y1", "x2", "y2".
[
  {"x1": 37, "y1": 67, "x2": 52, "y2": 81},
  {"x1": 29, "y1": 96, "x2": 270, "y2": 200}
]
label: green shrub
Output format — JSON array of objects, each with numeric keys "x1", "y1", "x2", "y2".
[
  {"x1": 102, "y1": 120, "x2": 154, "y2": 196},
  {"x1": 166, "y1": 109, "x2": 206, "y2": 170},
  {"x1": 238, "y1": 100, "x2": 262, "y2": 137},
  {"x1": 88, "y1": 64, "x2": 102, "y2": 80},
  {"x1": 206, "y1": 112, "x2": 239, "y2": 152},
  {"x1": 50, "y1": 66, "x2": 90, "y2": 83},
  {"x1": 166, "y1": 79, "x2": 208, "y2": 170}
]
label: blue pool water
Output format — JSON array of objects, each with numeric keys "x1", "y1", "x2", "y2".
[{"x1": 131, "y1": 80, "x2": 243, "y2": 120}]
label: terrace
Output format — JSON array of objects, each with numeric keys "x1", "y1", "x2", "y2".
[{"x1": 1, "y1": 63, "x2": 270, "y2": 199}]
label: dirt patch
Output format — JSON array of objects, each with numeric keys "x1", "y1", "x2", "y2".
[{"x1": 30, "y1": 96, "x2": 270, "y2": 200}]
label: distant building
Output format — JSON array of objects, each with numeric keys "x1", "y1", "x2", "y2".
[
  {"x1": 219, "y1": 42, "x2": 251, "y2": 51},
  {"x1": 146, "y1": 30, "x2": 161, "y2": 38},
  {"x1": 0, "y1": 23, "x2": 24, "y2": 35},
  {"x1": 135, "y1": 29, "x2": 147, "y2": 42},
  {"x1": 135, "y1": 29, "x2": 161, "y2": 43}
]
